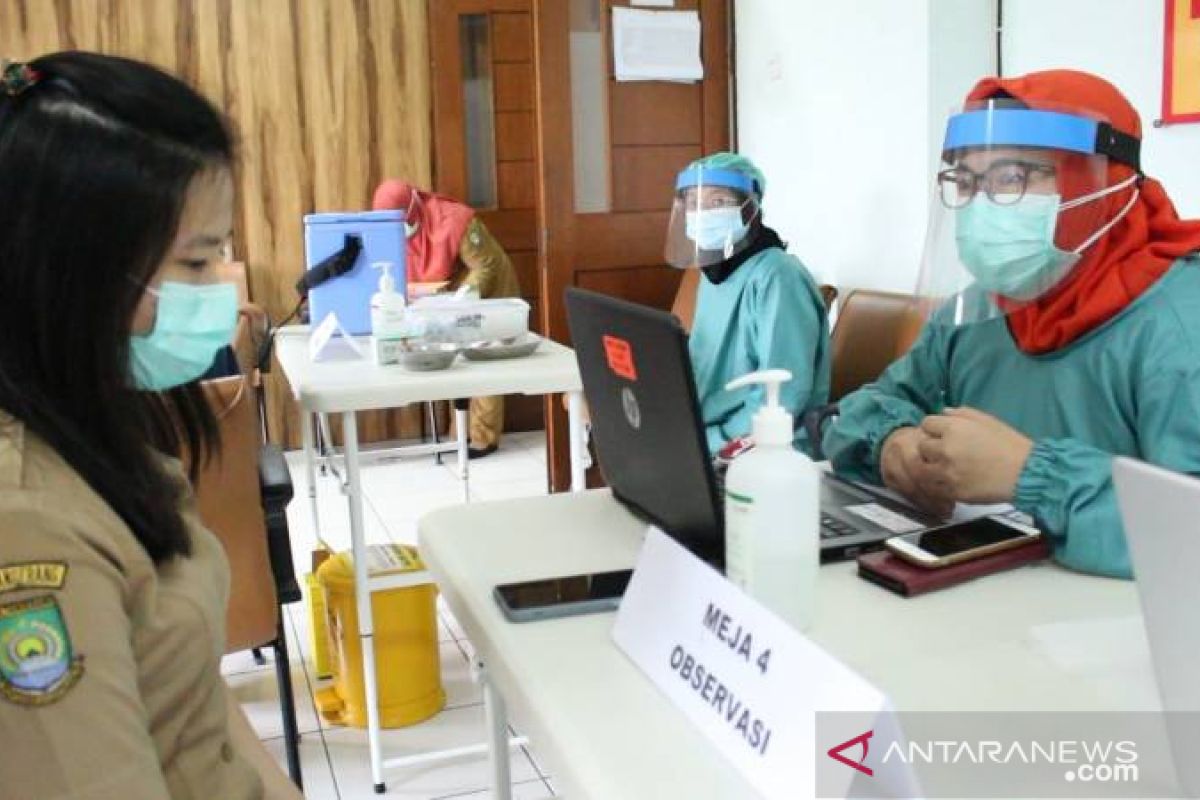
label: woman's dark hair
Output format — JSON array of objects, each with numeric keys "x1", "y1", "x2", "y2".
[{"x1": 0, "y1": 52, "x2": 234, "y2": 563}]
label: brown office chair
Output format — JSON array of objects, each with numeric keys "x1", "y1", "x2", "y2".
[
  {"x1": 804, "y1": 289, "x2": 924, "y2": 458},
  {"x1": 829, "y1": 289, "x2": 923, "y2": 402},
  {"x1": 193, "y1": 272, "x2": 303, "y2": 789}
]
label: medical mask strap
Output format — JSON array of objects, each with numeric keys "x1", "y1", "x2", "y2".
[
  {"x1": 742, "y1": 197, "x2": 761, "y2": 226},
  {"x1": 1058, "y1": 172, "x2": 1139, "y2": 212},
  {"x1": 1058, "y1": 174, "x2": 1141, "y2": 255},
  {"x1": 1072, "y1": 186, "x2": 1139, "y2": 255}
]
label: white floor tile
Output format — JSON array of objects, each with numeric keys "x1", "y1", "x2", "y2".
[
  {"x1": 431, "y1": 777, "x2": 555, "y2": 799},
  {"x1": 382, "y1": 516, "x2": 423, "y2": 546},
  {"x1": 221, "y1": 648, "x2": 273, "y2": 677},
  {"x1": 440, "y1": 639, "x2": 481, "y2": 711},
  {"x1": 260, "y1": 736, "x2": 339, "y2": 798},
  {"x1": 370, "y1": 488, "x2": 471, "y2": 531},
  {"x1": 468, "y1": 478, "x2": 549, "y2": 504},
  {"x1": 498, "y1": 431, "x2": 546, "y2": 455},
  {"x1": 321, "y1": 705, "x2": 540, "y2": 799},
  {"x1": 226, "y1": 660, "x2": 323, "y2": 738},
  {"x1": 448, "y1": 448, "x2": 544, "y2": 485},
  {"x1": 519, "y1": 743, "x2": 553, "y2": 787},
  {"x1": 360, "y1": 455, "x2": 468, "y2": 496}
]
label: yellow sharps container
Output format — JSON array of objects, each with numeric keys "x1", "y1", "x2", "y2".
[{"x1": 313, "y1": 543, "x2": 444, "y2": 728}]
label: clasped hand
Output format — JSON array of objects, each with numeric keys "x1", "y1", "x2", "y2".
[{"x1": 879, "y1": 407, "x2": 1033, "y2": 518}]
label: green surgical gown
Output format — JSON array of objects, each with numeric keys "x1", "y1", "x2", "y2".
[
  {"x1": 823, "y1": 256, "x2": 1200, "y2": 578},
  {"x1": 688, "y1": 247, "x2": 831, "y2": 454}
]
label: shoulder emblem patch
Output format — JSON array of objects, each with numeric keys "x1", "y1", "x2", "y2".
[
  {"x1": 0, "y1": 562, "x2": 67, "y2": 595},
  {"x1": 0, "y1": 594, "x2": 84, "y2": 706}
]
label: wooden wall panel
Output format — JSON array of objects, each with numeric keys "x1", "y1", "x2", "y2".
[
  {"x1": 610, "y1": 82, "x2": 701, "y2": 146},
  {"x1": 497, "y1": 160, "x2": 537, "y2": 209},
  {"x1": 491, "y1": 11, "x2": 532, "y2": 62},
  {"x1": 576, "y1": 266, "x2": 683, "y2": 314},
  {"x1": 611, "y1": 144, "x2": 699, "y2": 212},
  {"x1": 0, "y1": 0, "x2": 433, "y2": 448},
  {"x1": 493, "y1": 61, "x2": 533, "y2": 110},
  {"x1": 495, "y1": 110, "x2": 535, "y2": 160},
  {"x1": 509, "y1": 251, "x2": 539, "y2": 299}
]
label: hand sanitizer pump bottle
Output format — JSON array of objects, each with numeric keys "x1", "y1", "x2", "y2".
[
  {"x1": 370, "y1": 261, "x2": 408, "y2": 365},
  {"x1": 722, "y1": 369, "x2": 819, "y2": 631}
]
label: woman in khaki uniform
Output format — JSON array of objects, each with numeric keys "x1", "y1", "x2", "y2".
[
  {"x1": 372, "y1": 179, "x2": 522, "y2": 458},
  {"x1": 0, "y1": 54, "x2": 299, "y2": 799}
]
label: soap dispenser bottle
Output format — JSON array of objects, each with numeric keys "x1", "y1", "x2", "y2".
[
  {"x1": 370, "y1": 261, "x2": 408, "y2": 365},
  {"x1": 722, "y1": 369, "x2": 819, "y2": 631}
]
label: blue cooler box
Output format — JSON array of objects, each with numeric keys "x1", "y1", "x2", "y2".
[{"x1": 304, "y1": 210, "x2": 406, "y2": 335}]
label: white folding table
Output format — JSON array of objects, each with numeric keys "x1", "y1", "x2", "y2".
[
  {"x1": 273, "y1": 326, "x2": 586, "y2": 792},
  {"x1": 419, "y1": 490, "x2": 1181, "y2": 799}
]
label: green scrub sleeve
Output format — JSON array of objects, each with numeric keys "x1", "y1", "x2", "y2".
[
  {"x1": 1015, "y1": 367, "x2": 1200, "y2": 578},
  {"x1": 823, "y1": 323, "x2": 945, "y2": 483},
  {"x1": 1013, "y1": 438, "x2": 1127, "y2": 576}
]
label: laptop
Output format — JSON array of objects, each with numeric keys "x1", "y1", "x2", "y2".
[
  {"x1": 1113, "y1": 457, "x2": 1200, "y2": 796},
  {"x1": 564, "y1": 287, "x2": 940, "y2": 566}
]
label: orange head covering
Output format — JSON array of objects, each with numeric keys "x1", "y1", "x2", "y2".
[
  {"x1": 965, "y1": 70, "x2": 1200, "y2": 353},
  {"x1": 372, "y1": 179, "x2": 475, "y2": 283}
]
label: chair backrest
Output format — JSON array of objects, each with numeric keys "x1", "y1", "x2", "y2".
[
  {"x1": 671, "y1": 269, "x2": 701, "y2": 332},
  {"x1": 189, "y1": 261, "x2": 281, "y2": 652},
  {"x1": 195, "y1": 374, "x2": 279, "y2": 654},
  {"x1": 829, "y1": 289, "x2": 923, "y2": 402}
]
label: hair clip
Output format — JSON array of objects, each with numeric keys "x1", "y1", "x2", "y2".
[{"x1": 1, "y1": 60, "x2": 41, "y2": 98}]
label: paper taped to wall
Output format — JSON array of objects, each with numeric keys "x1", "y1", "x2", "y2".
[{"x1": 612, "y1": 7, "x2": 703, "y2": 83}]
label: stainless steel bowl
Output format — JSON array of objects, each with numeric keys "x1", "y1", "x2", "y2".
[
  {"x1": 462, "y1": 332, "x2": 542, "y2": 361},
  {"x1": 395, "y1": 341, "x2": 460, "y2": 371}
]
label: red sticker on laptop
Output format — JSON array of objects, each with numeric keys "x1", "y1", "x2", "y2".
[{"x1": 602, "y1": 335, "x2": 637, "y2": 381}]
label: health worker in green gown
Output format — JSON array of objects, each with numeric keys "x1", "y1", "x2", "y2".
[
  {"x1": 665, "y1": 153, "x2": 830, "y2": 455},
  {"x1": 823, "y1": 70, "x2": 1200, "y2": 578}
]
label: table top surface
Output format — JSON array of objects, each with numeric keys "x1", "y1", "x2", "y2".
[
  {"x1": 419, "y1": 490, "x2": 1160, "y2": 799},
  {"x1": 274, "y1": 326, "x2": 582, "y2": 412}
]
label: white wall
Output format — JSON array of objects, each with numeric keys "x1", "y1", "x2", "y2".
[
  {"x1": 737, "y1": 0, "x2": 1198, "y2": 293},
  {"x1": 1004, "y1": 0, "x2": 1200, "y2": 218},
  {"x1": 735, "y1": 0, "x2": 994, "y2": 292}
]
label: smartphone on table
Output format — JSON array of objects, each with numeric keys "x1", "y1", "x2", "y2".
[
  {"x1": 885, "y1": 514, "x2": 1041, "y2": 568},
  {"x1": 493, "y1": 569, "x2": 634, "y2": 623}
]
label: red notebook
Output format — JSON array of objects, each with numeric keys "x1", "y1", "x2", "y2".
[{"x1": 857, "y1": 537, "x2": 1052, "y2": 597}]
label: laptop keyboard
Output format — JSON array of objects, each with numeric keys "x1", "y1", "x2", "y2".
[{"x1": 820, "y1": 512, "x2": 859, "y2": 540}]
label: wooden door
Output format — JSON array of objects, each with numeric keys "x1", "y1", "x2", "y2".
[
  {"x1": 534, "y1": 0, "x2": 732, "y2": 489},
  {"x1": 429, "y1": 0, "x2": 543, "y2": 434}
]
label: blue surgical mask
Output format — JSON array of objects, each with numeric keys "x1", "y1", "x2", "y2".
[
  {"x1": 686, "y1": 207, "x2": 749, "y2": 254},
  {"x1": 130, "y1": 282, "x2": 239, "y2": 390}
]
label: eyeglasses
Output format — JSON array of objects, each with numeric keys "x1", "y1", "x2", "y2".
[
  {"x1": 678, "y1": 195, "x2": 746, "y2": 212},
  {"x1": 937, "y1": 159, "x2": 1058, "y2": 209}
]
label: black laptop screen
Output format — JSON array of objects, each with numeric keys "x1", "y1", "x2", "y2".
[{"x1": 565, "y1": 288, "x2": 724, "y2": 565}]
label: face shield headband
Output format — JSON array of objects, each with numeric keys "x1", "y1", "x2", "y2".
[
  {"x1": 674, "y1": 166, "x2": 759, "y2": 198},
  {"x1": 943, "y1": 108, "x2": 1141, "y2": 172}
]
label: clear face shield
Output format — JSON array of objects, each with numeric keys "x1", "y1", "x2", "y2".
[
  {"x1": 914, "y1": 100, "x2": 1142, "y2": 327},
  {"x1": 664, "y1": 166, "x2": 762, "y2": 269}
]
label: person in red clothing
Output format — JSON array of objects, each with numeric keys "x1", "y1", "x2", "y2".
[{"x1": 373, "y1": 180, "x2": 522, "y2": 457}]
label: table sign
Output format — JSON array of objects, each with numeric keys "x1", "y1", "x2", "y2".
[
  {"x1": 613, "y1": 527, "x2": 918, "y2": 798},
  {"x1": 309, "y1": 311, "x2": 364, "y2": 362}
]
